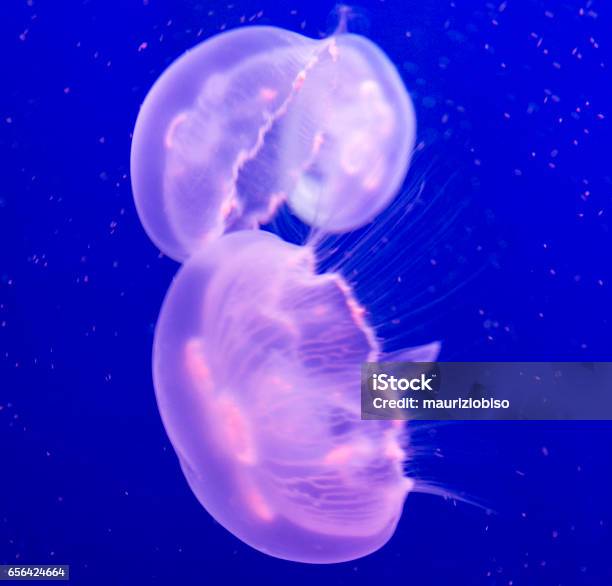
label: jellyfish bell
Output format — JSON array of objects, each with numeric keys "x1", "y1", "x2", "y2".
[
  {"x1": 153, "y1": 230, "x2": 437, "y2": 563},
  {"x1": 130, "y1": 25, "x2": 415, "y2": 261}
]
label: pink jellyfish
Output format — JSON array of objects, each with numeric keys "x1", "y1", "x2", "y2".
[
  {"x1": 153, "y1": 230, "x2": 439, "y2": 563},
  {"x1": 130, "y1": 25, "x2": 415, "y2": 261},
  {"x1": 131, "y1": 22, "x2": 436, "y2": 563}
]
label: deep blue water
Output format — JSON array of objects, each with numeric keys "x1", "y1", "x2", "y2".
[{"x1": 1, "y1": 0, "x2": 611, "y2": 584}]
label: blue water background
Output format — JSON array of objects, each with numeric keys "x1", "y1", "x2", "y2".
[{"x1": 1, "y1": 1, "x2": 611, "y2": 584}]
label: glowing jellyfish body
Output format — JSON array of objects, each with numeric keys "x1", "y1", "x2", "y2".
[
  {"x1": 154, "y1": 231, "x2": 417, "y2": 563},
  {"x1": 131, "y1": 24, "x2": 433, "y2": 564},
  {"x1": 130, "y1": 26, "x2": 415, "y2": 261}
]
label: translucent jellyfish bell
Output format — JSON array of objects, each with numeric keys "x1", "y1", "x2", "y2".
[
  {"x1": 153, "y1": 230, "x2": 436, "y2": 563},
  {"x1": 131, "y1": 26, "x2": 415, "y2": 261}
]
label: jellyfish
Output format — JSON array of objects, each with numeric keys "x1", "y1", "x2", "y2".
[
  {"x1": 130, "y1": 25, "x2": 415, "y2": 261},
  {"x1": 153, "y1": 230, "x2": 439, "y2": 563},
  {"x1": 131, "y1": 22, "x2": 435, "y2": 564}
]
